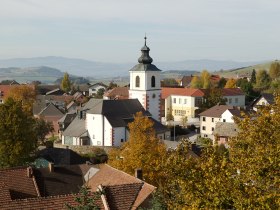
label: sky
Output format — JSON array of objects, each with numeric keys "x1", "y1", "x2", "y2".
[{"x1": 0, "y1": 0, "x2": 279, "y2": 63}]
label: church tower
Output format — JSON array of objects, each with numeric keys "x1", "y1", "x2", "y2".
[{"x1": 129, "y1": 37, "x2": 161, "y2": 121}]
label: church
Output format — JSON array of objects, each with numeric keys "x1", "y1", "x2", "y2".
[{"x1": 61, "y1": 37, "x2": 170, "y2": 147}]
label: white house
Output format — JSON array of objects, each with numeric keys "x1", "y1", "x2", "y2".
[
  {"x1": 88, "y1": 83, "x2": 107, "y2": 96},
  {"x1": 62, "y1": 99, "x2": 170, "y2": 146},
  {"x1": 251, "y1": 93, "x2": 274, "y2": 112},
  {"x1": 199, "y1": 105, "x2": 241, "y2": 141}
]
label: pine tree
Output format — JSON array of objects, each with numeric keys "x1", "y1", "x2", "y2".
[
  {"x1": 256, "y1": 69, "x2": 271, "y2": 90},
  {"x1": 269, "y1": 61, "x2": 280, "y2": 80},
  {"x1": 251, "y1": 69, "x2": 256, "y2": 84}
]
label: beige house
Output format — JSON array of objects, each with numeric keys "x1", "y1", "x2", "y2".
[
  {"x1": 199, "y1": 105, "x2": 241, "y2": 141},
  {"x1": 251, "y1": 93, "x2": 274, "y2": 112}
]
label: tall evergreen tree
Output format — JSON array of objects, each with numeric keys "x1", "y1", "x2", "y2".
[
  {"x1": 269, "y1": 61, "x2": 280, "y2": 80},
  {"x1": 256, "y1": 69, "x2": 271, "y2": 90},
  {"x1": 251, "y1": 69, "x2": 256, "y2": 84}
]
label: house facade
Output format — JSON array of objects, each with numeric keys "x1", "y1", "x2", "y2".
[
  {"x1": 251, "y1": 93, "x2": 274, "y2": 111},
  {"x1": 88, "y1": 83, "x2": 107, "y2": 96},
  {"x1": 199, "y1": 105, "x2": 241, "y2": 141}
]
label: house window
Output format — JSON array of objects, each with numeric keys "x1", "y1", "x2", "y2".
[
  {"x1": 228, "y1": 98, "x2": 232, "y2": 104},
  {"x1": 223, "y1": 119, "x2": 226, "y2": 122},
  {"x1": 97, "y1": 141, "x2": 101, "y2": 146},
  {"x1": 212, "y1": 127, "x2": 214, "y2": 131},
  {"x1": 151, "y1": 76, "x2": 156, "y2": 87},
  {"x1": 136, "y1": 76, "x2": 140, "y2": 87},
  {"x1": 202, "y1": 117, "x2": 206, "y2": 121},
  {"x1": 92, "y1": 134, "x2": 95, "y2": 139},
  {"x1": 184, "y1": 99, "x2": 187, "y2": 104},
  {"x1": 173, "y1": 98, "x2": 176, "y2": 103},
  {"x1": 235, "y1": 98, "x2": 238, "y2": 103},
  {"x1": 121, "y1": 139, "x2": 124, "y2": 142},
  {"x1": 212, "y1": 118, "x2": 214, "y2": 122},
  {"x1": 179, "y1": 98, "x2": 181, "y2": 104},
  {"x1": 202, "y1": 126, "x2": 206, "y2": 130},
  {"x1": 204, "y1": 134, "x2": 208, "y2": 137}
]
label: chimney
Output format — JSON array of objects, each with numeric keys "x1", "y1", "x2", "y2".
[
  {"x1": 27, "y1": 166, "x2": 32, "y2": 178},
  {"x1": 135, "y1": 168, "x2": 143, "y2": 180},
  {"x1": 49, "y1": 162, "x2": 54, "y2": 173}
]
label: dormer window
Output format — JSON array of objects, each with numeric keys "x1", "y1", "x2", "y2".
[
  {"x1": 136, "y1": 76, "x2": 140, "y2": 87},
  {"x1": 151, "y1": 76, "x2": 155, "y2": 87}
]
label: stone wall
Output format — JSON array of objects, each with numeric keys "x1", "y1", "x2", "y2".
[{"x1": 53, "y1": 143, "x2": 113, "y2": 154}]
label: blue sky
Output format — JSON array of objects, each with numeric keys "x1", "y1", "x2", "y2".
[{"x1": 0, "y1": 0, "x2": 279, "y2": 63}]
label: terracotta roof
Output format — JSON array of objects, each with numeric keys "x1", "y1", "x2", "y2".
[
  {"x1": 0, "y1": 167, "x2": 39, "y2": 201},
  {"x1": 199, "y1": 105, "x2": 237, "y2": 118},
  {"x1": 0, "y1": 85, "x2": 17, "y2": 98},
  {"x1": 104, "y1": 87, "x2": 129, "y2": 99},
  {"x1": 222, "y1": 88, "x2": 244, "y2": 96},
  {"x1": 180, "y1": 75, "x2": 193, "y2": 87},
  {"x1": 87, "y1": 164, "x2": 156, "y2": 209},
  {"x1": 161, "y1": 87, "x2": 205, "y2": 99},
  {"x1": 103, "y1": 183, "x2": 143, "y2": 210}
]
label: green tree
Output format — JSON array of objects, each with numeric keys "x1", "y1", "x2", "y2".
[
  {"x1": 108, "y1": 112, "x2": 167, "y2": 186},
  {"x1": 65, "y1": 186, "x2": 102, "y2": 210},
  {"x1": 229, "y1": 97, "x2": 280, "y2": 209},
  {"x1": 34, "y1": 118, "x2": 54, "y2": 145},
  {"x1": 251, "y1": 69, "x2": 256, "y2": 84},
  {"x1": 162, "y1": 78, "x2": 178, "y2": 86},
  {"x1": 218, "y1": 77, "x2": 227, "y2": 88},
  {"x1": 0, "y1": 98, "x2": 37, "y2": 167},
  {"x1": 269, "y1": 61, "x2": 280, "y2": 80},
  {"x1": 163, "y1": 140, "x2": 233, "y2": 209},
  {"x1": 200, "y1": 88, "x2": 227, "y2": 110},
  {"x1": 236, "y1": 78, "x2": 258, "y2": 104},
  {"x1": 94, "y1": 88, "x2": 105, "y2": 99},
  {"x1": 256, "y1": 69, "x2": 271, "y2": 90},
  {"x1": 190, "y1": 76, "x2": 202, "y2": 88},
  {"x1": 61, "y1": 72, "x2": 71, "y2": 92},
  {"x1": 107, "y1": 81, "x2": 118, "y2": 90}
]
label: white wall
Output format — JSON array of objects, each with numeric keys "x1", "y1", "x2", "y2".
[
  {"x1": 221, "y1": 110, "x2": 235, "y2": 123},
  {"x1": 86, "y1": 113, "x2": 104, "y2": 146},
  {"x1": 89, "y1": 85, "x2": 106, "y2": 96},
  {"x1": 113, "y1": 127, "x2": 126, "y2": 146},
  {"x1": 224, "y1": 95, "x2": 245, "y2": 107},
  {"x1": 104, "y1": 117, "x2": 113, "y2": 146},
  {"x1": 200, "y1": 116, "x2": 220, "y2": 140}
]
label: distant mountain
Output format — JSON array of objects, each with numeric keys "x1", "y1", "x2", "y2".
[
  {"x1": 0, "y1": 66, "x2": 64, "y2": 83},
  {"x1": 0, "y1": 56, "x2": 264, "y2": 78}
]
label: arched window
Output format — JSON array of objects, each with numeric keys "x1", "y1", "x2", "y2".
[
  {"x1": 151, "y1": 76, "x2": 156, "y2": 87},
  {"x1": 136, "y1": 76, "x2": 140, "y2": 87}
]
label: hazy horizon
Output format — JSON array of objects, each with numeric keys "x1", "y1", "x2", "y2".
[{"x1": 0, "y1": 0, "x2": 279, "y2": 63}]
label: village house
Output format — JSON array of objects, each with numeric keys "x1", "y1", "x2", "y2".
[
  {"x1": 0, "y1": 163, "x2": 155, "y2": 209},
  {"x1": 199, "y1": 104, "x2": 242, "y2": 141},
  {"x1": 250, "y1": 93, "x2": 274, "y2": 112},
  {"x1": 88, "y1": 83, "x2": 108, "y2": 96},
  {"x1": 103, "y1": 86, "x2": 129, "y2": 100},
  {"x1": 214, "y1": 122, "x2": 239, "y2": 147}
]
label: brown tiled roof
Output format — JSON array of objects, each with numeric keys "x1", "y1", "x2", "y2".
[
  {"x1": 103, "y1": 183, "x2": 143, "y2": 210},
  {"x1": 214, "y1": 122, "x2": 239, "y2": 137},
  {"x1": 222, "y1": 88, "x2": 244, "y2": 96},
  {"x1": 33, "y1": 164, "x2": 92, "y2": 197},
  {"x1": 0, "y1": 193, "x2": 104, "y2": 210},
  {"x1": 180, "y1": 75, "x2": 193, "y2": 87},
  {"x1": 104, "y1": 87, "x2": 129, "y2": 99},
  {"x1": 87, "y1": 164, "x2": 156, "y2": 209},
  {"x1": 0, "y1": 167, "x2": 39, "y2": 201},
  {"x1": 161, "y1": 87, "x2": 205, "y2": 99},
  {"x1": 199, "y1": 105, "x2": 241, "y2": 118}
]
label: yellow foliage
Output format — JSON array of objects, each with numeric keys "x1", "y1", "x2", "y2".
[{"x1": 224, "y1": 78, "x2": 236, "y2": 88}]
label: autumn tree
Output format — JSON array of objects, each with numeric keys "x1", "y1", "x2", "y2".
[
  {"x1": 0, "y1": 98, "x2": 37, "y2": 168},
  {"x1": 61, "y1": 72, "x2": 71, "y2": 92},
  {"x1": 190, "y1": 76, "x2": 202, "y2": 88},
  {"x1": 162, "y1": 78, "x2": 178, "y2": 87},
  {"x1": 269, "y1": 61, "x2": 280, "y2": 80},
  {"x1": 225, "y1": 78, "x2": 236, "y2": 88},
  {"x1": 251, "y1": 69, "x2": 256, "y2": 84},
  {"x1": 229, "y1": 98, "x2": 280, "y2": 209},
  {"x1": 163, "y1": 140, "x2": 233, "y2": 209},
  {"x1": 34, "y1": 118, "x2": 54, "y2": 145},
  {"x1": 256, "y1": 69, "x2": 271, "y2": 90},
  {"x1": 108, "y1": 112, "x2": 167, "y2": 186},
  {"x1": 5, "y1": 85, "x2": 36, "y2": 115},
  {"x1": 201, "y1": 70, "x2": 211, "y2": 89},
  {"x1": 200, "y1": 88, "x2": 227, "y2": 110}
]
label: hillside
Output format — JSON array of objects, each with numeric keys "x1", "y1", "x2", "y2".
[{"x1": 215, "y1": 60, "x2": 277, "y2": 78}]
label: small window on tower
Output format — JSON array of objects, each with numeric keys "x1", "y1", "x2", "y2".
[
  {"x1": 136, "y1": 76, "x2": 140, "y2": 87},
  {"x1": 151, "y1": 76, "x2": 156, "y2": 87}
]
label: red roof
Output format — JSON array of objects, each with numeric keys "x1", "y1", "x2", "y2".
[
  {"x1": 0, "y1": 85, "x2": 14, "y2": 98},
  {"x1": 222, "y1": 88, "x2": 244, "y2": 96},
  {"x1": 161, "y1": 87, "x2": 205, "y2": 99}
]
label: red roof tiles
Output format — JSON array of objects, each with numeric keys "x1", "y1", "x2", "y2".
[{"x1": 161, "y1": 87, "x2": 205, "y2": 99}]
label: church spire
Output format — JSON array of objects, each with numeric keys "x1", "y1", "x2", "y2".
[{"x1": 138, "y1": 36, "x2": 153, "y2": 64}]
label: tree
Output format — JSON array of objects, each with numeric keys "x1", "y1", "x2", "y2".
[
  {"x1": 200, "y1": 88, "x2": 227, "y2": 110},
  {"x1": 190, "y1": 76, "x2": 202, "y2": 88},
  {"x1": 163, "y1": 140, "x2": 233, "y2": 209},
  {"x1": 34, "y1": 118, "x2": 54, "y2": 145},
  {"x1": 162, "y1": 78, "x2": 178, "y2": 87},
  {"x1": 61, "y1": 72, "x2": 71, "y2": 92},
  {"x1": 181, "y1": 116, "x2": 188, "y2": 128},
  {"x1": 95, "y1": 88, "x2": 105, "y2": 99},
  {"x1": 107, "y1": 81, "x2": 118, "y2": 90},
  {"x1": 218, "y1": 77, "x2": 227, "y2": 88},
  {"x1": 229, "y1": 97, "x2": 280, "y2": 209},
  {"x1": 251, "y1": 69, "x2": 256, "y2": 84},
  {"x1": 108, "y1": 112, "x2": 167, "y2": 186},
  {"x1": 225, "y1": 78, "x2": 236, "y2": 88},
  {"x1": 5, "y1": 85, "x2": 36, "y2": 115},
  {"x1": 256, "y1": 69, "x2": 271, "y2": 90},
  {"x1": 236, "y1": 78, "x2": 258, "y2": 104},
  {"x1": 269, "y1": 61, "x2": 280, "y2": 80},
  {"x1": 65, "y1": 186, "x2": 102, "y2": 210},
  {"x1": 0, "y1": 98, "x2": 37, "y2": 168},
  {"x1": 201, "y1": 70, "x2": 211, "y2": 89}
]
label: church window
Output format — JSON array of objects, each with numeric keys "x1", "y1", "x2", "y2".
[
  {"x1": 151, "y1": 76, "x2": 156, "y2": 87},
  {"x1": 136, "y1": 76, "x2": 140, "y2": 87}
]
